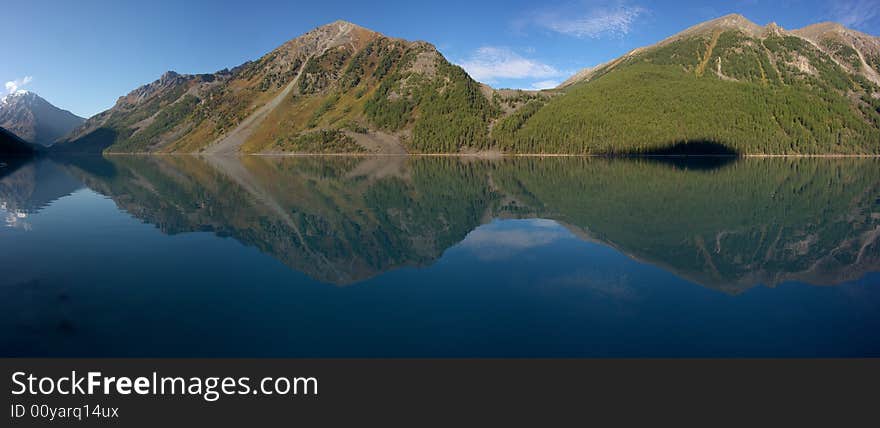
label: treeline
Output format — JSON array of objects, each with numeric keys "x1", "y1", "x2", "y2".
[{"x1": 275, "y1": 129, "x2": 364, "y2": 153}]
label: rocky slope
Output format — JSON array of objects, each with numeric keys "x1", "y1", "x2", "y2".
[
  {"x1": 0, "y1": 91, "x2": 84, "y2": 147},
  {"x1": 56, "y1": 21, "x2": 497, "y2": 154}
]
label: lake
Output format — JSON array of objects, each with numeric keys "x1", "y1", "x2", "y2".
[{"x1": 1, "y1": 155, "x2": 878, "y2": 357}]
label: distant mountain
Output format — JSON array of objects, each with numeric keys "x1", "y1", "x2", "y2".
[
  {"x1": 56, "y1": 16, "x2": 880, "y2": 155},
  {"x1": 0, "y1": 126, "x2": 38, "y2": 155},
  {"x1": 0, "y1": 91, "x2": 84, "y2": 147},
  {"x1": 57, "y1": 20, "x2": 497, "y2": 154},
  {"x1": 494, "y1": 14, "x2": 880, "y2": 154}
]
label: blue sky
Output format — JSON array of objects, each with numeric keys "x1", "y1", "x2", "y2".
[{"x1": 3, "y1": 0, "x2": 878, "y2": 117}]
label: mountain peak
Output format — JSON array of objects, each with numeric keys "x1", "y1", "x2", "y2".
[
  {"x1": 706, "y1": 13, "x2": 758, "y2": 28},
  {"x1": 765, "y1": 22, "x2": 785, "y2": 35},
  {"x1": 268, "y1": 19, "x2": 383, "y2": 59},
  {"x1": 791, "y1": 21, "x2": 877, "y2": 41},
  {"x1": 794, "y1": 21, "x2": 880, "y2": 43},
  {"x1": 157, "y1": 70, "x2": 184, "y2": 87},
  {"x1": 662, "y1": 13, "x2": 766, "y2": 40},
  {"x1": 1, "y1": 90, "x2": 42, "y2": 107},
  {"x1": 800, "y1": 21, "x2": 847, "y2": 33},
  {"x1": 310, "y1": 19, "x2": 377, "y2": 38},
  {"x1": 697, "y1": 13, "x2": 764, "y2": 35},
  {"x1": 716, "y1": 13, "x2": 751, "y2": 23},
  {"x1": 321, "y1": 19, "x2": 364, "y2": 30},
  {"x1": 0, "y1": 91, "x2": 84, "y2": 147}
]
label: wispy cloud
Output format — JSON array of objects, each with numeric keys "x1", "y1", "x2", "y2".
[
  {"x1": 544, "y1": 269, "x2": 638, "y2": 300},
  {"x1": 531, "y1": 80, "x2": 561, "y2": 90},
  {"x1": 524, "y1": 1, "x2": 647, "y2": 39},
  {"x1": 4, "y1": 76, "x2": 33, "y2": 94},
  {"x1": 459, "y1": 219, "x2": 569, "y2": 261},
  {"x1": 829, "y1": 0, "x2": 880, "y2": 29},
  {"x1": 458, "y1": 47, "x2": 561, "y2": 83}
]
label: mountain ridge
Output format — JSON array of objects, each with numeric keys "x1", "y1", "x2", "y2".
[
  {"x1": 56, "y1": 19, "x2": 496, "y2": 155},
  {"x1": 562, "y1": 14, "x2": 880, "y2": 87},
  {"x1": 46, "y1": 15, "x2": 880, "y2": 155}
]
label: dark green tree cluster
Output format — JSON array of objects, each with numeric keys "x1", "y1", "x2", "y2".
[
  {"x1": 821, "y1": 38, "x2": 863, "y2": 70},
  {"x1": 275, "y1": 129, "x2": 364, "y2": 153},
  {"x1": 364, "y1": 57, "x2": 499, "y2": 152},
  {"x1": 364, "y1": 49, "x2": 498, "y2": 153},
  {"x1": 409, "y1": 61, "x2": 499, "y2": 152},
  {"x1": 110, "y1": 95, "x2": 201, "y2": 152},
  {"x1": 299, "y1": 47, "x2": 353, "y2": 94}
]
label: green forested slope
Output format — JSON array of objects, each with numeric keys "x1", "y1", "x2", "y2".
[{"x1": 492, "y1": 30, "x2": 880, "y2": 154}]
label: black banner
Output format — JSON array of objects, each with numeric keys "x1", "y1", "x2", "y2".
[{"x1": 3, "y1": 359, "x2": 878, "y2": 426}]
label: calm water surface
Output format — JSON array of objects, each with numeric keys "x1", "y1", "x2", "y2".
[{"x1": 1, "y1": 155, "x2": 878, "y2": 357}]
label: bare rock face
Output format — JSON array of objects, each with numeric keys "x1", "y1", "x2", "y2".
[
  {"x1": 764, "y1": 22, "x2": 785, "y2": 37},
  {"x1": 0, "y1": 91, "x2": 84, "y2": 147},
  {"x1": 793, "y1": 22, "x2": 880, "y2": 84}
]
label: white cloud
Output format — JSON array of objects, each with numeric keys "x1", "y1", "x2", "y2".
[
  {"x1": 459, "y1": 220, "x2": 568, "y2": 260},
  {"x1": 526, "y1": 2, "x2": 647, "y2": 39},
  {"x1": 544, "y1": 269, "x2": 637, "y2": 300},
  {"x1": 531, "y1": 80, "x2": 561, "y2": 90},
  {"x1": 458, "y1": 47, "x2": 561, "y2": 83},
  {"x1": 4, "y1": 76, "x2": 33, "y2": 94},
  {"x1": 829, "y1": 0, "x2": 880, "y2": 29},
  {"x1": 464, "y1": 228, "x2": 564, "y2": 250}
]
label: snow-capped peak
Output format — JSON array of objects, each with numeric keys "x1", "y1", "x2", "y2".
[{"x1": 2, "y1": 89, "x2": 33, "y2": 105}]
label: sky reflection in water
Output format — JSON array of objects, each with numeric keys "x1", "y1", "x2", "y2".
[{"x1": 0, "y1": 155, "x2": 878, "y2": 357}]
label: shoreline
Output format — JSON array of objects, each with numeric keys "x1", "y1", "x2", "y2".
[{"x1": 96, "y1": 152, "x2": 880, "y2": 158}]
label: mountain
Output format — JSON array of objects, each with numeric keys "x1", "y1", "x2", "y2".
[
  {"x1": 0, "y1": 91, "x2": 85, "y2": 147},
  {"x1": 56, "y1": 20, "x2": 498, "y2": 154},
  {"x1": 55, "y1": 16, "x2": 880, "y2": 155},
  {"x1": 0, "y1": 126, "x2": 38, "y2": 155},
  {"x1": 494, "y1": 14, "x2": 880, "y2": 154}
]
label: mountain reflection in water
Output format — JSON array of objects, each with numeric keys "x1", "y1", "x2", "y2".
[
  {"x1": 1, "y1": 155, "x2": 878, "y2": 357},
  {"x1": 4, "y1": 155, "x2": 879, "y2": 292}
]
